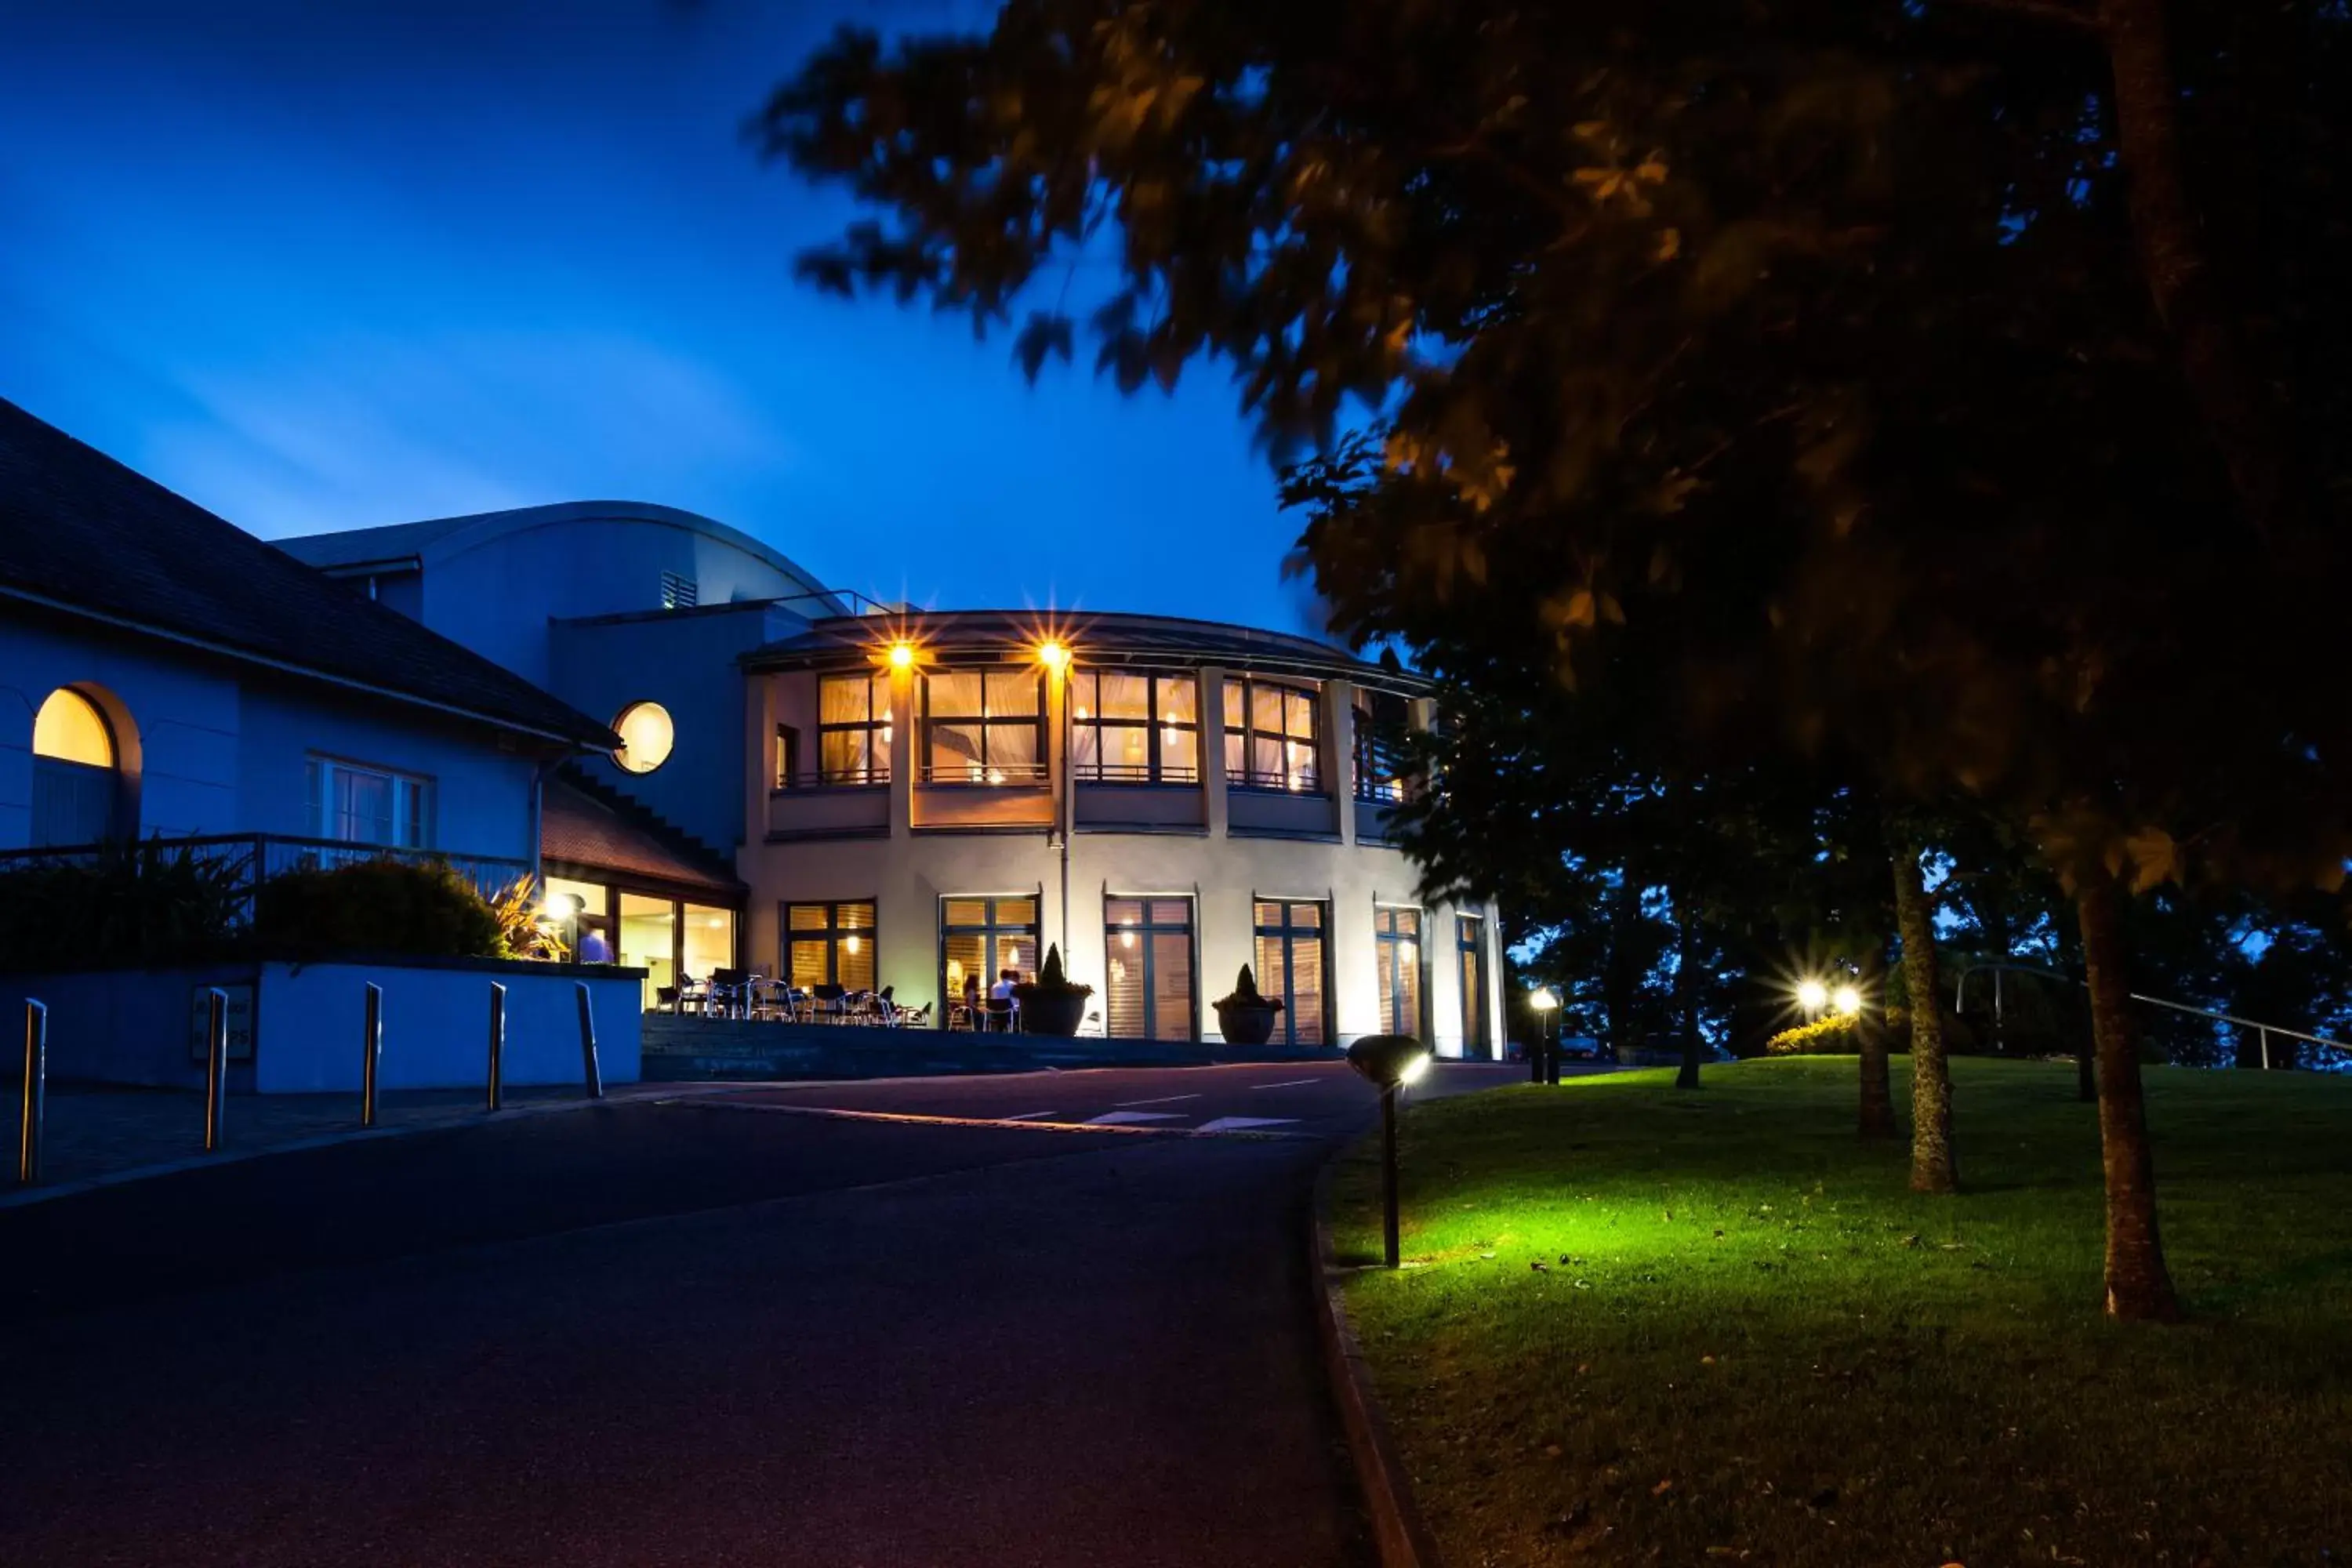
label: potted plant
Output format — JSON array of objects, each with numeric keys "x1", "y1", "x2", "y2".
[
  {"x1": 1014, "y1": 943, "x2": 1093, "y2": 1036},
  {"x1": 1213, "y1": 964, "x2": 1285, "y2": 1047}
]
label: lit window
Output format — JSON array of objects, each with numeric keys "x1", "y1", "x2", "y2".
[
  {"x1": 1070, "y1": 670, "x2": 1199, "y2": 784},
  {"x1": 786, "y1": 900, "x2": 877, "y2": 991},
  {"x1": 1102, "y1": 896, "x2": 1196, "y2": 1040},
  {"x1": 1223, "y1": 676, "x2": 1321, "y2": 792},
  {"x1": 612, "y1": 702, "x2": 676, "y2": 775},
  {"x1": 817, "y1": 674, "x2": 892, "y2": 785},
  {"x1": 32, "y1": 688, "x2": 114, "y2": 768},
  {"x1": 924, "y1": 670, "x2": 1044, "y2": 783},
  {"x1": 1375, "y1": 906, "x2": 1424, "y2": 1036},
  {"x1": 31, "y1": 687, "x2": 126, "y2": 846}
]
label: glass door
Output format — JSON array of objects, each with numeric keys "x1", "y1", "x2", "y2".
[
  {"x1": 1457, "y1": 914, "x2": 1491, "y2": 1059},
  {"x1": 1105, "y1": 897, "x2": 1196, "y2": 1041}
]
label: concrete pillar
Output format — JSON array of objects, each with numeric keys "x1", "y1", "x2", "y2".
[
  {"x1": 887, "y1": 659, "x2": 914, "y2": 840},
  {"x1": 1327, "y1": 678, "x2": 1357, "y2": 845},
  {"x1": 1200, "y1": 664, "x2": 1230, "y2": 840}
]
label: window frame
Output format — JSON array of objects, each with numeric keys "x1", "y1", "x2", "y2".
[
  {"x1": 305, "y1": 754, "x2": 435, "y2": 849},
  {"x1": 1222, "y1": 675, "x2": 1324, "y2": 793},
  {"x1": 1070, "y1": 669, "x2": 1200, "y2": 786},
  {"x1": 922, "y1": 669, "x2": 1047, "y2": 785},
  {"x1": 1103, "y1": 895, "x2": 1199, "y2": 1041},
  {"x1": 784, "y1": 898, "x2": 878, "y2": 991},
  {"x1": 1374, "y1": 904, "x2": 1428, "y2": 1040},
  {"x1": 814, "y1": 673, "x2": 893, "y2": 787},
  {"x1": 1252, "y1": 898, "x2": 1332, "y2": 1049},
  {"x1": 1352, "y1": 691, "x2": 1411, "y2": 803},
  {"x1": 938, "y1": 893, "x2": 1044, "y2": 1016}
]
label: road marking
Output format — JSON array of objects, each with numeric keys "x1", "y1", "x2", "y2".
[
  {"x1": 666, "y1": 1099, "x2": 1314, "y2": 1140},
  {"x1": 1085, "y1": 1110, "x2": 1185, "y2": 1126},
  {"x1": 1114, "y1": 1092, "x2": 1203, "y2": 1107},
  {"x1": 1196, "y1": 1116, "x2": 1301, "y2": 1133},
  {"x1": 1250, "y1": 1078, "x2": 1319, "y2": 1090},
  {"x1": 999, "y1": 1110, "x2": 1061, "y2": 1121}
]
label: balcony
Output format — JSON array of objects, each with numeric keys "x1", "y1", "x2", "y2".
[
  {"x1": 1227, "y1": 775, "x2": 1339, "y2": 840},
  {"x1": 1075, "y1": 780, "x2": 1207, "y2": 833},
  {"x1": 767, "y1": 771, "x2": 889, "y2": 840},
  {"x1": 0, "y1": 833, "x2": 534, "y2": 906},
  {"x1": 1354, "y1": 775, "x2": 1408, "y2": 844},
  {"x1": 914, "y1": 759, "x2": 1054, "y2": 832}
]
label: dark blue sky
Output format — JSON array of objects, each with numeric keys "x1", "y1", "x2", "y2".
[{"x1": 0, "y1": 0, "x2": 1326, "y2": 633}]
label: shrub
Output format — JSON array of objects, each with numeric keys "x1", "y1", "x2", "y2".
[
  {"x1": 0, "y1": 840, "x2": 254, "y2": 972},
  {"x1": 1765, "y1": 1004, "x2": 1981, "y2": 1056},
  {"x1": 251, "y1": 858, "x2": 504, "y2": 960},
  {"x1": 1014, "y1": 942, "x2": 1093, "y2": 999},
  {"x1": 1214, "y1": 964, "x2": 1283, "y2": 1011}
]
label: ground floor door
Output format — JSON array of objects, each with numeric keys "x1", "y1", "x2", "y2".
[{"x1": 1457, "y1": 914, "x2": 1492, "y2": 1059}]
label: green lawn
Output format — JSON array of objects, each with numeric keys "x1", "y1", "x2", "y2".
[{"x1": 1329, "y1": 1058, "x2": 2352, "y2": 1566}]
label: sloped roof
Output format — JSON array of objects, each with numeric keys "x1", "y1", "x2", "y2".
[
  {"x1": 744, "y1": 608, "x2": 1429, "y2": 694},
  {"x1": 0, "y1": 397, "x2": 615, "y2": 748},
  {"x1": 541, "y1": 771, "x2": 743, "y2": 898}
]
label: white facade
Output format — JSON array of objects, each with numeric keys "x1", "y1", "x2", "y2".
[
  {"x1": 0, "y1": 612, "x2": 543, "y2": 862},
  {"x1": 281, "y1": 507, "x2": 1511, "y2": 1058}
]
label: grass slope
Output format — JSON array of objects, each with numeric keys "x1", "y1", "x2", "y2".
[{"x1": 1329, "y1": 1058, "x2": 2352, "y2": 1566}]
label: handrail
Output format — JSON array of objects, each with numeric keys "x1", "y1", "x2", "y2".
[{"x1": 1952, "y1": 960, "x2": 2352, "y2": 1061}]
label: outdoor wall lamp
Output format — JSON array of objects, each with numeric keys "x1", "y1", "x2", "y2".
[
  {"x1": 1036, "y1": 639, "x2": 1070, "y2": 673},
  {"x1": 887, "y1": 641, "x2": 916, "y2": 671},
  {"x1": 1347, "y1": 1033, "x2": 1430, "y2": 1269}
]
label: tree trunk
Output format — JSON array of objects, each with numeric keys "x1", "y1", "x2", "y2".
[
  {"x1": 1892, "y1": 845, "x2": 1957, "y2": 1192},
  {"x1": 1857, "y1": 989, "x2": 1896, "y2": 1142},
  {"x1": 1673, "y1": 898, "x2": 1700, "y2": 1091},
  {"x1": 2074, "y1": 874, "x2": 2183, "y2": 1323},
  {"x1": 2098, "y1": 0, "x2": 2296, "y2": 543},
  {"x1": 1601, "y1": 877, "x2": 1641, "y2": 1062}
]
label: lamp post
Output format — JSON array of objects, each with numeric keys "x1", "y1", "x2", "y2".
[
  {"x1": 1527, "y1": 987, "x2": 1560, "y2": 1084},
  {"x1": 1347, "y1": 1033, "x2": 1432, "y2": 1270},
  {"x1": 1795, "y1": 978, "x2": 1830, "y2": 1018}
]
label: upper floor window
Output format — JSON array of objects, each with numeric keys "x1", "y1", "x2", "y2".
[
  {"x1": 612, "y1": 701, "x2": 675, "y2": 775},
  {"x1": 1352, "y1": 691, "x2": 1410, "y2": 802},
  {"x1": 306, "y1": 756, "x2": 433, "y2": 848},
  {"x1": 659, "y1": 571, "x2": 699, "y2": 609},
  {"x1": 1072, "y1": 670, "x2": 1199, "y2": 784},
  {"x1": 1224, "y1": 676, "x2": 1322, "y2": 793},
  {"x1": 924, "y1": 670, "x2": 1044, "y2": 784},
  {"x1": 818, "y1": 674, "x2": 892, "y2": 785},
  {"x1": 31, "y1": 686, "x2": 125, "y2": 847}
]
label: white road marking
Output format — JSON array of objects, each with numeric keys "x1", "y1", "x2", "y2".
[
  {"x1": 1250, "y1": 1078, "x2": 1319, "y2": 1091},
  {"x1": 999, "y1": 1111, "x2": 1060, "y2": 1121},
  {"x1": 1196, "y1": 1116, "x2": 1301, "y2": 1134},
  {"x1": 1114, "y1": 1092, "x2": 1203, "y2": 1107},
  {"x1": 1084, "y1": 1110, "x2": 1185, "y2": 1126}
]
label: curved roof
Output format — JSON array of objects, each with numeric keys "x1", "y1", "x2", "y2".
[
  {"x1": 278, "y1": 499, "x2": 847, "y2": 613},
  {"x1": 744, "y1": 608, "x2": 1427, "y2": 694},
  {"x1": 0, "y1": 397, "x2": 616, "y2": 749}
]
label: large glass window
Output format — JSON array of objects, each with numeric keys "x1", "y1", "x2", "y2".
[
  {"x1": 1352, "y1": 691, "x2": 1410, "y2": 802},
  {"x1": 1223, "y1": 677, "x2": 1322, "y2": 792},
  {"x1": 618, "y1": 893, "x2": 676, "y2": 1009},
  {"x1": 1071, "y1": 670, "x2": 1199, "y2": 784},
  {"x1": 1253, "y1": 899, "x2": 1330, "y2": 1047},
  {"x1": 1375, "y1": 906, "x2": 1425, "y2": 1038},
  {"x1": 787, "y1": 900, "x2": 877, "y2": 992},
  {"x1": 925, "y1": 671, "x2": 1045, "y2": 782},
  {"x1": 306, "y1": 756, "x2": 433, "y2": 848},
  {"x1": 31, "y1": 688, "x2": 122, "y2": 847},
  {"x1": 817, "y1": 674, "x2": 892, "y2": 785},
  {"x1": 942, "y1": 896, "x2": 1041, "y2": 1013},
  {"x1": 683, "y1": 905, "x2": 736, "y2": 991},
  {"x1": 1105, "y1": 897, "x2": 1196, "y2": 1041},
  {"x1": 1457, "y1": 913, "x2": 1491, "y2": 1058}
]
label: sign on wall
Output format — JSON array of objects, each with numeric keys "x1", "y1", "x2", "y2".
[{"x1": 187, "y1": 981, "x2": 259, "y2": 1063}]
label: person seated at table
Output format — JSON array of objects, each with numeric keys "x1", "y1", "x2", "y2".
[
  {"x1": 961, "y1": 971, "x2": 982, "y2": 1029},
  {"x1": 988, "y1": 967, "x2": 1019, "y2": 1029}
]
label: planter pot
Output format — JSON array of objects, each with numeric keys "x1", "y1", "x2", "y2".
[
  {"x1": 1018, "y1": 989, "x2": 1089, "y2": 1036},
  {"x1": 1214, "y1": 999, "x2": 1283, "y2": 1047}
]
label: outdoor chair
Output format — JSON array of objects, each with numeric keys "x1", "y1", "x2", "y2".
[
  {"x1": 897, "y1": 1001, "x2": 932, "y2": 1029},
  {"x1": 708, "y1": 967, "x2": 749, "y2": 1019},
  {"x1": 983, "y1": 997, "x2": 1015, "y2": 1033},
  {"x1": 875, "y1": 984, "x2": 898, "y2": 1025},
  {"x1": 655, "y1": 985, "x2": 682, "y2": 1014},
  {"x1": 811, "y1": 983, "x2": 847, "y2": 1022}
]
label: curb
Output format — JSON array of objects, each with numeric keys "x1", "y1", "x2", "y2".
[
  {"x1": 0, "y1": 1083, "x2": 746, "y2": 1210},
  {"x1": 1308, "y1": 1156, "x2": 1444, "y2": 1568}
]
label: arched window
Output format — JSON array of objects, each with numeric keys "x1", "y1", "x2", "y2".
[{"x1": 31, "y1": 687, "x2": 125, "y2": 846}]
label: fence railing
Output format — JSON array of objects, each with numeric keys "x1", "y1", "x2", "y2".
[
  {"x1": 0, "y1": 833, "x2": 534, "y2": 906},
  {"x1": 1952, "y1": 960, "x2": 2352, "y2": 1068}
]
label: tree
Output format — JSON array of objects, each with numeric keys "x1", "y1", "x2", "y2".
[
  {"x1": 1890, "y1": 833, "x2": 1958, "y2": 1192},
  {"x1": 764, "y1": 0, "x2": 2352, "y2": 1323}
]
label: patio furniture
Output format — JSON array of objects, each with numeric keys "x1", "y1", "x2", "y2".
[
  {"x1": 897, "y1": 1000, "x2": 932, "y2": 1029},
  {"x1": 874, "y1": 984, "x2": 898, "y2": 1025},
  {"x1": 655, "y1": 985, "x2": 682, "y2": 1014},
  {"x1": 811, "y1": 983, "x2": 847, "y2": 1023},
  {"x1": 983, "y1": 997, "x2": 1015, "y2": 1033},
  {"x1": 677, "y1": 976, "x2": 709, "y2": 1015},
  {"x1": 707, "y1": 967, "x2": 749, "y2": 1019},
  {"x1": 750, "y1": 977, "x2": 791, "y2": 1021}
]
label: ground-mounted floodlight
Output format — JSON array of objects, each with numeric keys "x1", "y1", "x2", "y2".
[{"x1": 1348, "y1": 1033, "x2": 1431, "y2": 1270}]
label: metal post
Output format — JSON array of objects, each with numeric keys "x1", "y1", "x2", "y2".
[
  {"x1": 1380, "y1": 1084, "x2": 1402, "y2": 1270},
  {"x1": 575, "y1": 981, "x2": 604, "y2": 1100},
  {"x1": 2259, "y1": 1025, "x2": 2271, "y2": 1072},
  {"x1": 486, "y1": 982, "x2": 506, "y2": 1112},
  {"x1": 360, "y1": 982, "x2": 383, "y2": 1127},
  {"x1": 203, "y1": 987, "x2": 228, "y2": 1152},
  {"x1": 1993, "y1": 967, "x2": 2005, "y2": 1056},
  {"x1": 18, "y1": 1000, "x2": 45, "y2": 1187}
]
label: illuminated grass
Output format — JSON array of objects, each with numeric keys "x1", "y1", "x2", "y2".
[{"x1": 1330, "y1": 1058, "x2": 2352, "y2": 1567}]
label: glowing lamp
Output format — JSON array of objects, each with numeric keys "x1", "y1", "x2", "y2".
[
  {"x1": 542, "y1": 893, "x2": 583, "y2": 921},
  {"x1": 887, "y1": 641, "x2": 916, "y2": 671},
  {"x1": 1346, "y1": 1033, "x2": 1430, "y2": 1271},
  {"x1": 1833, "y1": 984, "x2": 1863, "y2": 1016},
  {"x1": 1796, "y1": 978, "x2": 1829, "y2": 1012},
  {"x1": 845, "y1": 935, "x2": 862, "y2": 954},
  {"x1": 1528, "y1": 987, "x2": 1559, "y2": 1013},
  {"x1": 1036, "y1": 640, "x2": 1070, "y2": 672}
]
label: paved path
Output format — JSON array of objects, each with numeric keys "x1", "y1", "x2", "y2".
[{"x1": 0, "y1": 1059, "x2": 1525, "y2": 1566}]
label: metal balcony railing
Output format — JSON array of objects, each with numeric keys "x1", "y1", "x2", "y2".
[{"x1": 0, "y1": 833, "x2": 534, "y2": 907}]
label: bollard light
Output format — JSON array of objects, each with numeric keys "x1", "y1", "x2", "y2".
[
  {"x1": 1347, "y1": 1033, "x2": 1430, "y2": 1269},
  {"x1": 1528, "y1": 986, "x2": 1561, "y2": 1083}
]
